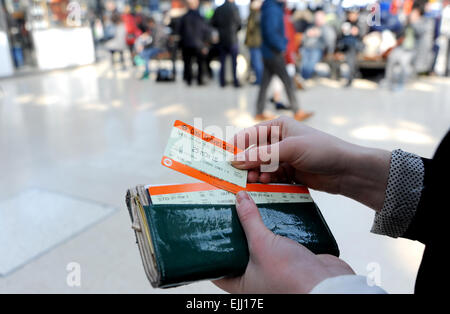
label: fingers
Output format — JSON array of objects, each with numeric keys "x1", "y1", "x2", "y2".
[
  {"x1": 212, "y1": 277, "x2": 242, "y2": 293},
  {"x1": 235, "y1": 191, "x2": 271, "y2": 251},
  {"x1": 245, "y1": 163, "x2": 293, "y2": 184},
  {"x1": 232, "y1": 118, "x2": 285, "y2": 151},
  {"x1": 213, "y1": 192, "x2": 272, "y2": 294},
  {"x1": 232, "y1": 138, "x2": 298, "y2": 171},
  {"x1": 247, "y1": 170, "x2": 261, "y2": 183}
]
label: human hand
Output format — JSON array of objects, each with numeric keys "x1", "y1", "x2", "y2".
[
  {"x1": 306, "y1": 27, "x2": 320, "y2": 38},
  {"x1": 231, "y1": 116, "x2": 391, "y2": 211},
  {"x1": 351, "y1": 26, "x2": 359, "y2": 36},
  {"x1": 213, "y1": 191, "x2": 354, "y2": 294}
]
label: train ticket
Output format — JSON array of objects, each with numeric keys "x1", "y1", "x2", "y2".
[
  {"x1": 161, "y1": 120, "x2": 248, "y2": 194},
  {"x1": 148, "y1": 183, "x2": 313, "y2": 205}
]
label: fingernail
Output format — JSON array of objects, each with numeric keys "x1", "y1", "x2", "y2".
[
  {"x1": 236, "y1": 191, "x2": 250, "y2": 206},
  {"x1": 230, "y1": 160, "x2": 245, "y2": 167}
]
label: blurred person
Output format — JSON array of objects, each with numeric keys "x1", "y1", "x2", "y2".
[
  {"x1": 269, "y1": 8, "x2": 301, "y2": 110},
  {"x1": 284, "y1": 6, "x2": 302, "y2": 89},
  {"x1": 104, "y1": 13, "x2": 128, "y2": 70},
  {"x1": 383, "y1": 4, "x2": 433, "y2": 90},
  {"x1": 212, "y1": 0, "x2": 242, "y2": 88},
  {"x1": 204, "y1": 29, "x2": 221, "y2": 80},
  {"x1": 245, "y1": 0, "x2": 264, "y2": 85},
  {"x1": 213, "y1": 116, "x2": 449, "y2": 294},
  {"x1": 122, "y1": 5, "x2": 142, "y2": 66},
  {"x1": 424, "y1": 2, "x2": 442, "y2": 75},
  {"x1": 336, "y1": 9, "x2": 363, "y2": 87},
  {"x1": 167, "y1": 8, "x2": 185, "y2": 81},
  {"x1": 179, "y1": 0, "x2": 211, "y2": 86},
  {"x1": 201, "y1": 0, "x2": 215, "y2": 20},
  {"x1": 268, "y1": 77, "x2": 289, "y2": 110},
  {"x1": 255, "y1": 0, "x2": 313, "y2": 122},
  {"x1": 299, "y1": 10, "x2": 327, "y2": 80},
  {"x1": 416, "y1": 2, "x2": 437, "y2": 74},
  {"x1": 292, "y1": 8, "x2": 314, "y2": 34},
  {"x1": 135, "y1": 17, "x2": 167, "y2": 80}
]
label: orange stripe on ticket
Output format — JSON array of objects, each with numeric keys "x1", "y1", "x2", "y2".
[
  {"x1": 173, "y1": 120, "x2": 242, "y2": 155},
  {"x1": 161, "y1": 156, "x2": 245, "y2": 194},
  {"x1": 149, "y1": 182, "x2": 219, "y2": 196},
  {"x1": 149, "y1": 182, "x2": 310, "y2": 196}
]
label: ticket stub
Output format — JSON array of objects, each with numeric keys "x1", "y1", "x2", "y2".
[
  {"x1": 148, "y1": 183, "x2": 313, "y2": 205},
  {"x1": 161, "y1": 120, "x2": 248, "y2": 194}
]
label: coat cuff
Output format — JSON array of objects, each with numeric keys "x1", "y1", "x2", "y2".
[
  {"x1": 309, "y1": 275, "x2": 387, "y2": 294},
  {"x1": 371, "y1": 149, "x2": 424, "y2": 238}
]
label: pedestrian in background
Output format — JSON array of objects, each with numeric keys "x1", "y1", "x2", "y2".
[
  {"x1": 104, "y1": 13, "x2": 128, "y2": 70},
  {"x1": 300, "y1": 10, "x2": 327, "y2": 80},
  {"x1": 179, "y1": 0, "x2": 211, "y2": 86},
  {"x1": 122, "y1": 5, "x2": 141, "y2": 66},
  {"x1": 135, "y1": 17, "x2": 166, "y2": 80},
  {"x1": 255, "y1": 0, "x2": 313, "y2": 122},
  {"x1": 337, "y1": 9, "x2": 363, "y2": 87},
  {"x1": 212, "y1": 0, "x2": 242, "y2": 88},
  {"x1": 383, "y1": 4, "x2": 434, "y2": 90},
  {"x1": 245, "y1": 0, "x2": 263, "y2": 85}
]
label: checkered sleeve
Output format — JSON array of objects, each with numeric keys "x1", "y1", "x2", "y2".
[{"x1": 371, "y1": 149, "x2": 425, "y2": 238}]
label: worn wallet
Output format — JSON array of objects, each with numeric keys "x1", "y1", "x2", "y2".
[{"x1": 125, "y1": 183, "x2": 339, "y2": 288}]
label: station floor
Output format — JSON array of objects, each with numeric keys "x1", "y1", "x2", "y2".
[{"x1": 0, "y1": 60, "x2": 449, "y2": 293}]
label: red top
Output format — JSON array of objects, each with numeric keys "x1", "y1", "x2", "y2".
[
  {"x1": 122, "y1": 13, "x2": 141, "y2": 45},
  {"x1": 284, "y1": 10, "x2": 298, "y2": 65}
]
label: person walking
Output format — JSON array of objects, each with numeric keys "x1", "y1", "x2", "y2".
[
  {"x1": 255, "y1": 0, "x2": 313, "y2": 121},
  {"x1": 245, "y1": 0, "x2": 264, "y2": 85},
  {"x1": 211, "y1": 0, "x2": 242, "y2": 88},
  {"x1": 179, "y1": 0, "x2": 211, "y2": 86}
]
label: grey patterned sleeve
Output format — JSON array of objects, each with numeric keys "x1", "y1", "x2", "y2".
[{"x1": 371, "y1": 149, "x2": 425, "y2": 238}]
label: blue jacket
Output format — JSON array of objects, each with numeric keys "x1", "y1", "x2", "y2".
[{"x1": 261, "y1": 0, "x2": 287, "y2": 59}]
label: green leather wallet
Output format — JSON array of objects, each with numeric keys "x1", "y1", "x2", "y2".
[{"x1": 126, "y1": 184, "x2": 339, "y2": 288}]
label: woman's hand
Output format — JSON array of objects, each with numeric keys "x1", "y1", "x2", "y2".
[
  {"x1": 231, "y1": 116, "x2": 391, "y2": 211},
  {"x1": 213, "y1": 191, "x2": 354, "y2": 294}
]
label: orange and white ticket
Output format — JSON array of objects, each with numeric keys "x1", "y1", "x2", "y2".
[
  {"x1": 148, "y1": 183, "x2": 312, "y2": 205},
  {"x1": 161, "y1": 120, "x2": 247, "y2": 194}
]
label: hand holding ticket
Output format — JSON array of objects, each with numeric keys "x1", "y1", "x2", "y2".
[{"x1": 161, "y1": 120, "x2": 248, "y2": 194}]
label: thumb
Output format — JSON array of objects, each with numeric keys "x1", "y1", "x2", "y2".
[
  {"x1": 231, "y1": 138, "x2": 298, "y2": 171},
  {"x1": 235, "y1": 191, "x2": 271, "y2": 251}
]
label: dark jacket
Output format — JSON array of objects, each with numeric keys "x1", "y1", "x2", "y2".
[
  {"x1": 337, "y1": 20, "x2": 362, "y2": 53},
  {"x1": 403, "y1": 130, "x2": 449, "y2": 293},
  {"x1": 179, "y1": 9, "x2": 210, "y2": 50},
  {"x1": 211, "y1": 0, "x2": 241, "y2": 47},
  {"x1": 260, "y1": 0, "x2": 287, "y2": 59}
]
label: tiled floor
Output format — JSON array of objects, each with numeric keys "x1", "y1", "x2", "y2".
[
  {"x1": 0, "y1": 60, "x2": 449, "y2": 293},
  {"x1": 0, "y1": 188, "x2": 116, "y2": 276}
]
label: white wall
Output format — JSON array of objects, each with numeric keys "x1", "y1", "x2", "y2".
[{"x1": 0, "y1": 31, "x2": 14, "y2": 77}]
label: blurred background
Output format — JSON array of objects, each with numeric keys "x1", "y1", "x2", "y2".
[{"x1": 0, "y1": 0, "x2": 449, "y2": 293}]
